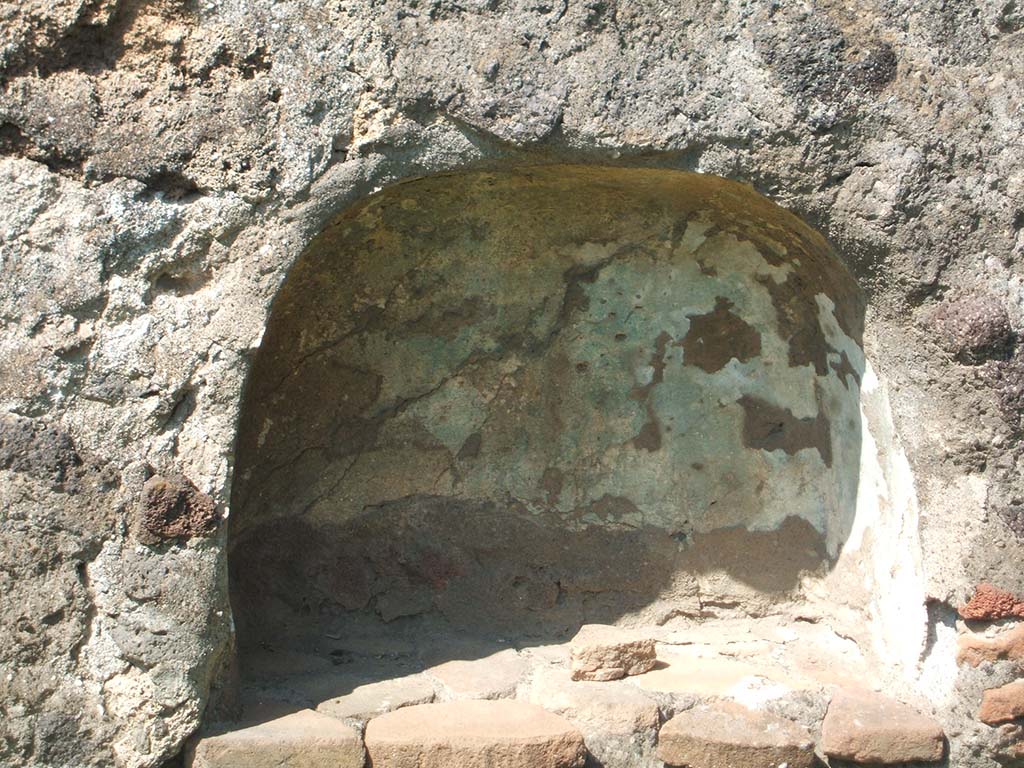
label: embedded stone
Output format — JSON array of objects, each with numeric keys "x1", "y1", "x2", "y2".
[
  {"x1": 140, "y1": 473, "x2": 218, "y2": 542},
  {"x1": 979, "y1": 680, "x2": 1024, "y2": 725},
  {"x1": 957, "y1": 624, "x2": 1024, "y2": 666},
  {"x1": 569, "y1": 624, "x2": 657, "y2": 682},
  {"x1": 992, "y1": 724, "x2": 1024, "y2": 762},
  {"x1": 0, "y1": 413, "x2": 81, "y2": 486},
  {"x1": 821, "y1": 688, "x2": 945, "y2": 763},
  {"x1": 315, "y1": 672, "x2": 436, "y2": 722},
  {"x1": 959, "y1": 583, "x2": 1024, "y2": 621},
  {"x1": 363, "y1": 700, "x2": 586, "y2": 768},
  {"x1": 427, "y1": 649, "x2": 528, "y2": 700},
  {"x1": 656, "y1": 701, "x2": 815, "y2": 768},
  {"x1": 932, "y1": 293, "x2": 1013, "y2": 364},
  {"x1": 186, "y1": 709, "x2": 364, "y2": 768}
]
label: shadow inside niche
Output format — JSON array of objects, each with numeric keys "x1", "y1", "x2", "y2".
[
  {"x1": 231, "y1": 502, "x2": 831, "y2": 649},
  {"x1": 224, "y1": 508, "x2": 833, "y2": 731}
]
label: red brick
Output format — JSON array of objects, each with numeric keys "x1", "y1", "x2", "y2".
[
  {"x1": 957, "y1": 624, "x2": 1024, "y2": 667},
  {"x1": 979, "y1": 681, "x2": 1024, "y2": 725},
  {"x1": 959, "y1": 584, "x2": 1024, "y2": 621}
]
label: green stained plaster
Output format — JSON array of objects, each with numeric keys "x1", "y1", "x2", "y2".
[{"x1": 237, "y1": 166, "x2": 864, "y2": 554}]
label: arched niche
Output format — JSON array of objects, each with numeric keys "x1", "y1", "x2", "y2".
[{"x1": 228, "y1": 165, "x2": 866, "y2": 655}]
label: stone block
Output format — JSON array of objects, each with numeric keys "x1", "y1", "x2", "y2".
[
  {"x1": 427, "y1": 649, "x2": 528, "y2": 700},
  {"x1": 186, "y1": 709, "x2": 364, "y2": 768},
  {"x1": 821, "y1": 687, "x2": 945, "y2": 763},
  {"x1": 363, "y1": 700, "x2": 586, "y2": 768},
  {"x1": 316, "y1": 673, "x2": 436, "y2": 723},
  {"x1": 656, "y1": 701, "x2": 815, "y2": 768},
  {"x1": 570, "y1": 624, "x2": 657, "y2": 682}
]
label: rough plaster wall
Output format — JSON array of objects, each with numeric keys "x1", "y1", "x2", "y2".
[
  {"x1": 0, "y1": 1, "x2": 1022, "y2": 766},
  {"x1": 229, "y1": 166, "x2": 866, "y2": 648}
]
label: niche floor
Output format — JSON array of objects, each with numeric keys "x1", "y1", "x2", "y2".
[
  {"x1": 188, "y1": 615, "x2": 937, "y2": 768},
  {"x1": 237, "y1": 615, "x2": 877, "y2": 715}
]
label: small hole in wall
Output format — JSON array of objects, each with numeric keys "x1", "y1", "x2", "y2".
[
  {"x1": 143, "y1": 170, "x2": 201, "y2": 202},
  {"x1": 151, "y1": 268, "x2": 212, "y2": 299}
]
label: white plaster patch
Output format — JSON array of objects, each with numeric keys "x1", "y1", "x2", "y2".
[
  {"x1": 826, "y1": 361, "x2": 929, "y2": 679},
  {"x1": 915, "y1": 613, "x2": 959, "y2": 707}
]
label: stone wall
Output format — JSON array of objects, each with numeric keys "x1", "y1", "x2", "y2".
[{"x1": 1, "y1": 1, "x2": 1022, "y2": 766}]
